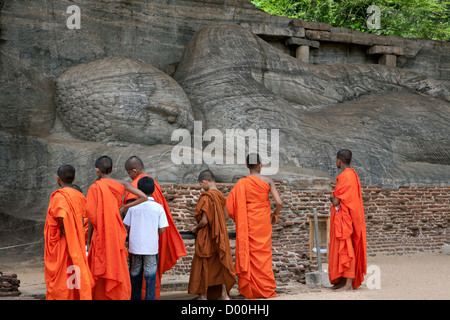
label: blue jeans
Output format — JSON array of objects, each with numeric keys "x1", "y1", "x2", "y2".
[{"x1": 129, "y1": 254, "x2": 158, "y2": 300}]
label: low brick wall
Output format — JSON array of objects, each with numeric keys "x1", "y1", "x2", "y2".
[
  {"x1": 161, "y1": 182, "x2": 450, "y2": 283},
  {"x1": 362, "y1": 185, "x2": 449, "y2": 254}
]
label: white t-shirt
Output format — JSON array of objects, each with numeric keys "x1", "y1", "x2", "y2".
[{"x1": 123, "y1": 197, "x2": 169, "y2": 255}]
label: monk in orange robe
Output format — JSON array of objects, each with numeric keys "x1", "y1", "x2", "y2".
[
  {"x1": 44, "y1": 164, "x2": 94, "y2": 300},
  {"x1": 189, "y1": 170, "x2": 236, "y2": 300},
  {"x1": 68, "y1": 184, "x2": 88, "y2": 245},
  {"x1": 329, "y1": 149, "x2": 367, "y2": 291},
  {"x1": 83, "y1": 216, "x2": 89, "y2": 245},
  {"x1": 86, "y1": 156, "x2": 148, "y2": 300},
  {"x1": 226, "y1": 153, "x2": 282, "y2": 299},
  {"x1": 123, "y1": 156, "x2": 187, "y2": 300}
]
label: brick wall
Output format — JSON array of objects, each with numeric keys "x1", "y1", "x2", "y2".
[{"x1": 161, "y1": 182, "x2": 450, "y2": 283}]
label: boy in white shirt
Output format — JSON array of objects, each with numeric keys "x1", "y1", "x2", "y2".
[{"x1": 123, "y1": 177, "x2": 169, "y2": 300}]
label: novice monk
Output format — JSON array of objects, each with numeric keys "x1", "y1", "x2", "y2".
[
  {"x1": 329, "y1": 149, "x2": 367, "y2": 291},
  {"x1": 188, "y1": 170, "x2": 236, "y2": 300},
  {"x1": 226, "y1": 153, "x2": 282, "y2": 299},
  {"x1": 123, "y1": 156, "x2": 187, "y2": 300},
  {"x1": 44, "y1": 164, "x2": 94, "y2": 300},
  {"x1": 86, "y1": 156, "x2": 148, "y2": 300}
]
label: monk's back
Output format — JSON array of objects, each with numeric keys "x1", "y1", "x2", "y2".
[
  {"x1": 98, "y1": 178, "x2": 126, "y2": 208},
  {"x1": 226, "y1": 172, "x2": 277, "y2": 299},
  {"x1": 243, "y1": 175, "x2": 270, "y2": 204},
  {"x1": 62, "y1": 187, "x2": 86, "y2": 219}
]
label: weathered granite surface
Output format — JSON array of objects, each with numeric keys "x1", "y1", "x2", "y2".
[
  {"x1": 1, "y1": 0, "x2": 449, "y2": 137},
  {"x1": 0, "y1": 0, "x2": 449, "y2": 220},
  {"x1": 0, "y1": 0, "x2": 291, "y2": 137},
  {"x1": 0, "y1": 129, "x2": 205, "y2": 219},
  {"x1": 55, "y1": 56, "x2": 194, "y2": 145},
  {"x1": 173, "y1": 23, "x2": 450, "y2": 186}
]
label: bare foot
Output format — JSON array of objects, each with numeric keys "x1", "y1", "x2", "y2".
[
  {"x1": 330, "y1": 278, "x2": 345, "y2": 290},
  {"x1": 218, "y1": 284, "x2": 230, "y2": 300},
  {"x1": 334, "y1": 278, "x2": 353, "y2": 292},
  {"x1": 335, "y1": 285, "x2": 353, "y2": 292}
]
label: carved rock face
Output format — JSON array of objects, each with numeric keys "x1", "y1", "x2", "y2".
[
  {"x1": 55, "y1": 56, "x2": 194, "y2": 145},
  {"x1": 174, "y1": 23, "x2": 450, "y2": 186}
]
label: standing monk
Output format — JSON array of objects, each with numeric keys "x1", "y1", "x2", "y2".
[
  {"x1": 123, "y1": 156, "x2": 187, "y2": 300},
  {"x1": 329, "y1": 149, "x2": 367, "y2": 291},
  {"x1": 86, "y1": 156, "x2": 148, "y2": 300},
  {"x1": 226, "y1": 153, "x2": 282, "y2": 299},
  {"x1": 44, "y1": 164, "x2": 94, "y2": 300},
  {"x1": 189, "y1": 170, "x2": 236, "y2": 300}
]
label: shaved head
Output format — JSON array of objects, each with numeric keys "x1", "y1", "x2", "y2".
[
  {"x1": 337, "y1": 149, "x2": 352, "y2": 165},
  {"x1": 125, "y1": 156, "x2": 145, "y2": 171},
  {"x1": 57, "y1": 164, "x2": 76, "y2": 184},
  {"x1": 95, "y1": 156, "x2": 113, "y2": 174},
  {"x1": 198, "y1": 169, "x2": 215, "y2": 182},
  {"x1": 246, "y1": 153, "x2": 261, "y2": 169}
]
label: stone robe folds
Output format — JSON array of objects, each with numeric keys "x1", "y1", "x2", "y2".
[
  {"x1": 226, "y1": 175, "x2": 277, "y2": 299},
  {"x1": 123, "y1": 174, "x2": 187, "y2": 300},
  {"x1": 86, "y1": 179, "x2": 131, "y2": 300},
  {"x1": 44, "y1": 187, "x2": 94, "y2": 300},
  {"x1": 329, "y1": 168, "x2": 367, "y2": 289},
  {"x1": 188, "y1": 189, "x2": 236, "y2": 296}
]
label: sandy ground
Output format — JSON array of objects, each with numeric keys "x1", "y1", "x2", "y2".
[{"x1": 1, "y1": 251, "x2": 449, "y2": 300}]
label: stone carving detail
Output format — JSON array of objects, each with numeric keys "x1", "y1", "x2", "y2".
[
  {"x1": 55, "y1": 57, "x2": 194, "y2": 146},
  {"x1": 50, "y1": 24, "x2": 450, "y2": 187},
  {"x1": 173, "y1": 23, "x2": 450, "y2": 186},
  {"x1": 1, "y1": 0, "x2": 450, "y2": 220}
]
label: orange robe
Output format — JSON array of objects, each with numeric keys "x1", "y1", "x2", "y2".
[
  {"x1": 123, "y1": 173, "x2": 187, "y2": 300},
  {"x1": 188, "y1": 189, "x2": 236, "y2": 296},
  {"x1": 226, "y1": 175, "x2": 277, "y2": 299},
  {"x1": 44, "y1": 187, "x2": 94, "y2": 300},
  {"x1": 86, "y1": 178, "x2": 131, "y2": 300},
  {"x1": 328, "y1": 168, "x2": 367, "y2": 289},
  {"x1": 83, "y1": 213, "x2": 89, "y2": 244}
]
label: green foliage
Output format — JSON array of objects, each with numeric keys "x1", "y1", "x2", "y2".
[{"x1": 250, "y1": 0, "x2": 450, "y2": 41}]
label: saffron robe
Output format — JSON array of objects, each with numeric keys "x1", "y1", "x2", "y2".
[
  {"x1": 226, "y1": 175, "x2": 277, "y2": 299},
  {"x1": 44, "y1": 187, "x2": 94, "y2": 300},
  {"x1": 86, "y1": 179, "x2": 131, "y2": 300},
  {"x1": 123, "y1": 174, "x2": 187, "y2": 299},
  {"x1": 328, "y1": 168, "x2": 367, "y2": 289},
  {"x1": 188, "y1": 189, "x2": 236, "y2": 296}
]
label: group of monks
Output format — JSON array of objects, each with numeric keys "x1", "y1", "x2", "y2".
[
  {"x1": 44, "y1": 149, "x2": 367, "y2": 300},
  {"x1": 44, "y1": 155, "x2": 186, "y2": 300},
  {"x1": 187, "y1": 153, "x2": 283, "y2": 300}
]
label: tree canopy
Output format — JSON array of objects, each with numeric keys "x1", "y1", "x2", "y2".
[{"x1": 250, "y1": 0, "x2": 450, "y2": 41}]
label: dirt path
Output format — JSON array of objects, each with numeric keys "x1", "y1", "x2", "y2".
[
  {"x1": 272, "y1": 253, "x2": 450, "y2": 300},
  {"x1": 1, "y1": 252, "x2": 448, "y2": 300}
]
